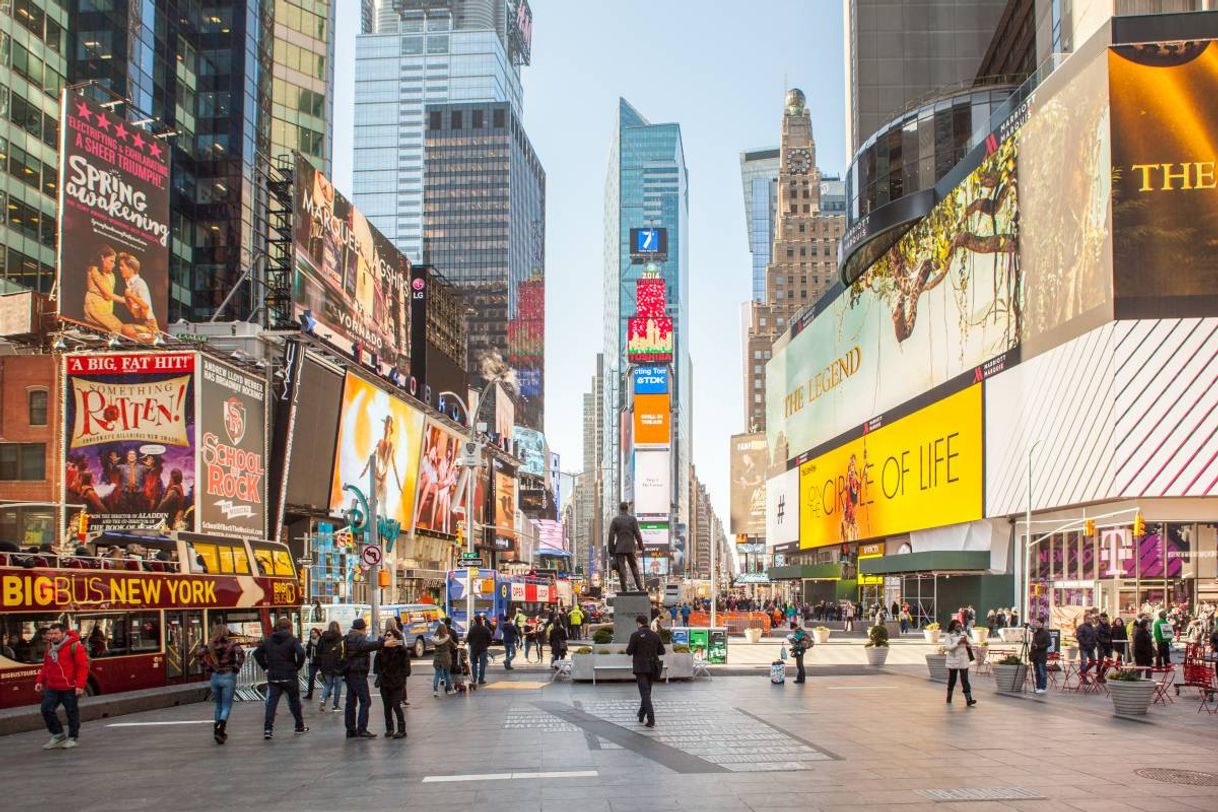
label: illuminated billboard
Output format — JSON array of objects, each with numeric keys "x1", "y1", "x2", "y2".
[
  {"x1": 632, "y1": 365, "x2": 669, "y2": 395},
  {"x1": 627, "y1": 316, "x2": 674, "y2": 363},
  {"x1": 634, "y1": 450, "x2": 670, "y2": 516},
  {"x1": 765, "y1": 467, "x2": 800, "y2": 546},
  {"x1": 798, "y1": 385, "x2": 983, "y2": 548},
  {"x1": 640, "y1": 522, "x2": 669, "y2": 548},
  {"x1": 513, "y1": 426, "x2": 546, "y2": 477},
  {"x1": 730, "y1": 433, "x2": 767, "y2": 536},
  {"x1": 630, "y1": 228, "x2": 668, "y2": 262},
  {"x1": 633, "y1": 393, "x2": 670, "y2": 446}
]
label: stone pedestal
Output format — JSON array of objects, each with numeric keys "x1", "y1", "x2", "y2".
[{"x1": 613, "y1": 592, "x2": 652, "y2": 643}]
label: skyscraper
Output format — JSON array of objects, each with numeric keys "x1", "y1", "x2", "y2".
[
  {"x1": 603, "y1": 98, "x2": 691, "y2": 571},
  {"x1": 740, "y1": 149, "x2": 780, "y2": 303},
  {"x1": 268, "y1": 1, "x2": 336, "y2": 175}
]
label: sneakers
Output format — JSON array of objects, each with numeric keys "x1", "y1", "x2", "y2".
[
  {"x1": 42, "y1": 735, "x2": 67, "y2": 750},
  {"x1": 264, "y1": 730, "x2": 273, "y2": 740},
  {"x1": 319, "y1": 702, "x2": 326, "y2": 713},
  {"x1": 392, "y1": 731, "x2": 407, "y2": 739},
  {"x1": 61, "y1": 738, "x2": 78, "y2": 749},
  {"x1": 432, "y1": 690, "x2": 439, "y2": 698},
  {"x1": 294, "y1": 727, "x2": 309, "y2": 735}
]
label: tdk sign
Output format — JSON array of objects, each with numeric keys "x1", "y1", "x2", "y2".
[{"x1": 633, "y1": 365, "x2": 669, "y2": 394}]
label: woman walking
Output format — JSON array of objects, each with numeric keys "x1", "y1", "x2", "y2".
[
  {"x1": 1110, "y1": 614, "x2": 1128, "y2": 663},
  {"x1": 196, "y1": 623, "x2": 245, "y2": 744},
  {"x1": 304, "y1": 628, "x2": 321, "y2": 700},
  {"x1": 431, "y1": 622, "x2": 458, "y2": 697},
  {"x1": 944, "y1": 619, "x2": 977, "y2": 707},
  {"x1": 375, "y1": 620, "x2": 409, "y2": 738}
]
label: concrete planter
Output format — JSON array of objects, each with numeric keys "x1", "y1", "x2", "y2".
[
  {"x1": 1108, "y1": 679, "x2": 1156, "y2": 718},
  {"x1": 993, "y1": 663, "x2": 1027, "y2": 693},
  {"x1": 971, "y1": 627, "x2": 989, "y2": 644},
  {"x1": 571, "y1": 652, "x2": 631, "y2": 681},
  {"x1": 925, "y1": 654, "x2": 949, "y2": 682},
  {"x1": 812, "y1": 628, "x2": 831, "y2": 644},
  {"x1": 865, "y1": 646, "x2": 889, "y2": 667},
  {"x1": 1000, "y1": 627, "x2": 1027, "y2": 643},
  {"x1": 743, "y1": 627, "x2": 763, "y2": 644},
  {"x1": 923, "y1": 629, "x2": 942, "y2": 644}
]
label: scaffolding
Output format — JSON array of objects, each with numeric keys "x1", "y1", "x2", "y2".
[{"x1": 263, "y1": 155, "x2": 296, "y2": 329}]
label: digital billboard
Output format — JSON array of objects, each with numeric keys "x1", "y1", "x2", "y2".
[
  {"x1": 533, "y1": 518, "x2": 566, "y2": 555},
  {"x1": 513, "y1": 426, "x2": 547, "y2": 478},
  {"x1": 630, "y1": 227, "x2": 668, "y2": 262},
  {"x1": 56, "y1": 93, "x2": 170, "y2": 343},
  {"x1": 798, "y1": 385, "x2": 983, "y2": 548},
  {"x1": 198, "y1": 357, "x2": 266, "y2": 540},
  {"x1": 492, "y1": 462, "x2": 517, "y2": 544},
  {"x1": 415, "y1": 420, "x2": 468, "y2": 538},
  {"x1": 632, "y1": 365, "x2": 669, "y2": 394},
  {"x1": 640, "y1": 522, "x2": 669, "y2": 548},
  {"x1": 64, "y1": 353, "x2": 195, "y2": 533},
  {"x1": 329, "y1": 373, "x2": 425, "y2": 531},
  {"x1": 767, "y1": 137, "x2": 1019, "y2": 466},
  {"x1": 633, "y1": 393, "x2": 671, "y2": 446},
  {"x1": 627, "y1": 316, "x2": 674, "y2": 363},
  {"x1": 643, "y1": 555, "x2": 670, "y2": 577},
  {"x1": 730, "y1": 433, "x2": 767, "y2": 536},
  {"x1": 636, "y1": 277, "x2": 667, "y2": 317},
  {"x1": 634, "y1": 450, "x2": 670, "y2": 517},
  {"x1": 765, "y1": 467, "x2": 800, "y2": 546},
  {"x1": 293, "y1": 155, "x2": 410, "y2": 376}
]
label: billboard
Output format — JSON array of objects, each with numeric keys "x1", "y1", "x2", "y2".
[
  {"x1": 635, "y1": 277, "x2": 667, "y2": 317},
  {"x1": 643, "y1": 555, "x2": 670, "y2": 577},
  {"x1": 513, "y1": 426, "x2": 546, "y2": 478},
  {"x1": 767, "y1": 136, "x2": 1019, "y2": 466},
  {"x1": 293, "y1": 155, "x2": 410, "y2": 376},
  {"x1": 798, "y1": 384, "x2": 983, "y2": 548},
  {"x1": 634, "y1": 450, "x2": 671, "y2": 516},
  {"x1": 632, "y1": 365, "x2": 669, "y2": 394},
  {"x1": 533, "y1": 519, "x2": 566, "y2": 555},
  {"x1": 198, "y1": 358, "x2": 266, "y2": 540},
  {"x1": 64, "y1": 353, "x2": 195, "y2": 532},
  {"x1": 519, "y1": 487, "x2": 556, "y2": 520},
  {"x1": 627, "y1": 316, "x2": 674, "y2": 363},
  {"x1": 282, "y1": 354, "x2": 343, "y2": 510},
  {"x1": 633, "y1": 393, "x2": 671, "y2": 446},
  {"x1": 57, "y1": 93, "x2": 170, "y2": 343},
  {"x1": 414, "y1": 421, "x2": 468, "y2": 538},
  {"x1": 492, "y1": 463, "x2": 517, "y2": 544},
  {"x1": 630, "y1": 228, "x2": 668, "y2": 262},
  {"x1": 766, "y1": 467, "x2": 800, "y2": 546},
  {"x1": 329, "y1": 374, "x2": 425, "y2": 531},
  {"x1": 640, "y1": 521, "x2": 669, "y2": 548},
  {"x1": 730, "y1": 432, "x2": 767, "y2": 536}
]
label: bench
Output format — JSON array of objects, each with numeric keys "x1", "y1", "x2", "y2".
[{"x1": 592, "y1": 664, "x2": 668, "y2": 685}]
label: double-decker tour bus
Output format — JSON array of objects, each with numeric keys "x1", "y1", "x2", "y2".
[
  {"x1": 445, "y1": 569, "x2": 560, "y2": 638},
  {"x1": 0, "y1": 530, "x2": 300, "y2": 708}
]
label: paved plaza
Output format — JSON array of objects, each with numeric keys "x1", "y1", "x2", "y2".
[{"x1": 4, "y1": 664, "x2": 1218, "y2": 812}]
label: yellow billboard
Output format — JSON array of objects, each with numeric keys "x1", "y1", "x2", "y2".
[{"x1": 799, "y1": 385, "x2": 982, "y2": 548}]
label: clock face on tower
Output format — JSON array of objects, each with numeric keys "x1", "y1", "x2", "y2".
[{"x1": 786, "y1": 148, "x2": 812, "y2": 175}]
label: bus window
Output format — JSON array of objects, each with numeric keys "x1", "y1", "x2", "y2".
[
  {"x1": 215, "y1": 544, "x2": 252, "y2": 575},
  {"x1": 75, "y1": 614, "x2": 123, "y2": 658},
  {"x1": 252, "y1": 548, "x2": 273, "y2": 576},
  {"x1": 129, "y1": 613, "x2": 161, "y2": 653},
  {"x1": 270, "y1": 548, "x2": 294, "y2": 577},
  {"x1": 0, "y1": 614, "x2": 60, "y2": 663},
  {"x1": 190, "y1": 543, "x2": 218, "y2": 574},
  {"x1": 210, "y1": 610, "x2": 263, "y2": 643}
]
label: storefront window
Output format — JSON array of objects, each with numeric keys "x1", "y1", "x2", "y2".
[{"x1": 1050, "y1": 534, "x2": 1065, "y2": 580}]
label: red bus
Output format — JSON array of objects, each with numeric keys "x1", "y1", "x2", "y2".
[{"x1": 0, "y1": 530, "x2": 301, "y2": 708}]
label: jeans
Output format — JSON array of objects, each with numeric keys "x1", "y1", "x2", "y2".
[
  {"x1": 635, "y1": 674, "x2": 654, "y2": 723},
  {"x1": 264, "y1": 680, "x2": 304, "y2": 732},
  {"x1": 41, "y1": 688, "x2": 80, "y2": 739},
  {"x1": 1156, "y1": 641, "x2": 1172, "y2": 667},
  {"x1": 946, "y1": 668, "x2": 972, "y2": 698},
  {"x1": 570, "y1": 624, "x2": 582, "y2": 640},
  {"x1": 1032, "y1": 659, "x2": 1048, "y2": 691},
  {"x1": 473, "y1": 651, "x2": 488, "y2": 683},
  {"x1": 380, "y1": 686, "x2": 404, "y2": 734},
  {"x1": 1080, "y1": 646, "x2": 1097, "y2": 674},
  {"x1": 503, "y1": 640, "x2": 516, "y2": 668},
  {"x1": 432, "y1": 667, "x2": 452, "y2": 693},
  {"x1": 210, "y1": 672, "x2": 236, "y2": 722},
  {"x1": 304, "y1": 663, "x2": 319, "y2": 697},
  {"x1": 344, "y1": 674, "x2": 372, "y2": 734},
  {"x1": 524, "y1": 638, "x2": 533, "y2": 660},
  {"x1": 1099, "y1": 644, "x2": 1113, "y2": 662},
  {"x1": 793, "y1": 653, "x2": 806, "y2": 682},
  {"x1": 319, "y1": 672, "x2": 342, "y2": 708}
]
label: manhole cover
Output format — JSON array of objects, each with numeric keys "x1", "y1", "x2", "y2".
[
  {"x1": 920, "y1": 787, "x2": 1045, "y2": 802},
  {"x1": 1136, "y1": 768, "x2": 1218, "y2": 786}
]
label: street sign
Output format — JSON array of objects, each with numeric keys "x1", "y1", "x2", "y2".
[
  {"x1": 458, "y1": 440, "x2": 482, "y2": 467},
  {"x1": 361, "y1": 545, "x2": 383, "y2": 567},
  {"x1": 460, "y1": 555, "x2": 484, "y2": 569}
]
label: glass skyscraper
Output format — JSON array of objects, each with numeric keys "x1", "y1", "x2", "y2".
[
  {"x1": 603, "y1": 98, "x2": 691, "y2": 562},
  {"x1": 739, "y1": 148, "x2": 779, "y2": 303},
  {"x1": 269, "y1": 1, "x2": 336, "y2": 175}
]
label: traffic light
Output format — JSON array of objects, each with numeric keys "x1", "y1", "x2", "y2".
[
  {"x1": 378, "y1": 569, "x2": 391, "y2": 588},
  {"x1": 1084, "y1": 519, "x2": 1096, "y2": 537},
  {"x1": 1133, "y1": 511, "x2": 1145, "y2": 537},
  {"x1": 456, "y1": 522, "x2": 465, "y2": 544}
]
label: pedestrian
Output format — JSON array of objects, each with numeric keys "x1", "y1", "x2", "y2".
[
  {"x1": 549, "y1": 614, "x2": 568, "y2": 666},
  {"x1": 432, "y1": 622, "x2": 458, "y2": 697},
  {"x1": 315, "y1": 620, "x2": 345, "y2": 712},
  {"x1": 1132, "y1": 615, "x2": 1155, "y2": 673},
  {"x1": 196, "y1": 622, "x2": 245, "y2": 744},
  {"x1": 35, "y1": 622, "x2": 89, "y2": 750},
  {"x1": 523, "y1": 616, "x2": 537, "y2": 662},
  {"x1": 943, "y1": 619, "x2": 977, "y2": 707},
  {"x1": 1029, "y1": 617, "x2": 1050, "y2": 694},
  {"x1": 680, "y1": 602, "x2": 692, "y2": 627},
  {"x1": 625, "y1": 614, "x2": 664, "y2": 727},
  {"x1": 1096, "y1": 613, "x2": 1114, "y2": 663},
  {"x1": 303, "y1": 628, "x2": 321, "y2": 700},
  {"x1": 253, "y1": 617, "x2": 308, "y2": 740},
  {"x1": 668, "y1": 603, "x2": 679, "y2": 626},
  {"x1": 533, "y1": 615, "x2": 547, "y2": 663},
  {"x1": 374, "y1": 619, "x2": 409, "y2": 739},
  {"x1": 501, "y1": 614, "x2": 518, "y2": 670},
  {"x1": 1153, "y1": 610, "x2": 1174, "y2": 667},
  {"x1": 467, "y1": 614, "x2": 492, "y2": 686},
  {"x1": 568, "y1": 604, "x2": 584, "y2": 640},
  {"x1": 344, "y1": 618, "x2": 396, "y2": 739},
  {"x1": 1111, "y1": 614, "x2": 1128, "y2": 663},
  {"x1": 1076, "y1": 613, "x2": 1098, "y2": 680},
  {"x1": 788, "y1": 622, "x2": 813, "y2": 684},
  {"x1": 843, "y1": 602, "x2": 855, "y2": 632}
]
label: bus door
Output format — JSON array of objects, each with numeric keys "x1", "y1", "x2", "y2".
[{"x1": 165, "y1": 610, "x2": 205, "y2": 683}]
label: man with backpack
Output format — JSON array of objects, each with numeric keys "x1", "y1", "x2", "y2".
[
  {"x1": 788, "y1": 623, "x2": 813, "y2": 684},
  {"x1": 314, "y1": 621, "x2": 345, "y2": 712},
  {"x1": 253, "y1": 617, "x2": 308, "y2": 740},
  {"x1": 35, "y1": 622, "x2": 89, "y2": 750}
]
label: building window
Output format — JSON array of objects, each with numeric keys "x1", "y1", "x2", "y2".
[
  {"x1": 493, "y1": 108, "x2": 505, "y2": 128},
  {"x1": 27, "y1": 389, "x2": 47, "y2": 426},
  {"x1": 472, "y1": 109, "x2": 483, "y2": 128},
  {"x1": 0, "y1": 442, "x2": 45, "y2": 481},
  {"x1": 428, "y1": 111, "x2": 441, "y2": 130},
  {"x1": 450, "y1": 111, "x2": 462, "y2": 129}
]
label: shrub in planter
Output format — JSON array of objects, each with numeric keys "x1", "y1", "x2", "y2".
[
  {"x1": 1107, "y1": 668, "x2": 1156, "y2": 718},
  {"x1": 573, "y1": 647, "x2": 592, "y2": 655},
  {"x1": 923, "y1": 622, "x2": 942, "y2": 643},
  {"x1": 812, "y1": 626, "x2": 831, "y2": 643},
  {"x1": 659, "y1": 627, "x2": 673, "y2": 644},
  {"x1": 672, "y1": 645, "x2": 690, "y2": 654},
  {"x1": 864, "y1": 624, "x2": 890, "y2": 666},
  {"x1": 592, "y1": 628, "x2": 613, "y2": 645}
]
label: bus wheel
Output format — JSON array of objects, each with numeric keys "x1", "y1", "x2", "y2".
[{"x1": 414, "y1": 637, "x2": 426, "y2": 659}]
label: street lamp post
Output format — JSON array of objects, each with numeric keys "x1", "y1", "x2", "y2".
[{"x1": 1021, "y1": 440, "x2": 1041, "y2": 625}]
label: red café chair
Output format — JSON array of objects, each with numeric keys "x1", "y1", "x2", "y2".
[{"x1": 1149, "y1": 665, "x2": 1176, "y2": 705}]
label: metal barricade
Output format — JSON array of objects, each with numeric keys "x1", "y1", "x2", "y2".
[{"x1": 233, "y1": 655, "x2": 267, "y2": 701}]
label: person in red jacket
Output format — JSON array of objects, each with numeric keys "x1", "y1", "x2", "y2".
[{"x1": 35, "y1": 623, "x2": 89, "y2": 750}]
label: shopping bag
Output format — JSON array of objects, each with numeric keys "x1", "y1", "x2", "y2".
[{"x1": 779, "y1": 645, "x2": 788, "y2": 661}]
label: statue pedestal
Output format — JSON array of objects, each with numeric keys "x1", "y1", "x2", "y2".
[{"x1": 613, "y1": 592, "x2": 652, "y2": 643}]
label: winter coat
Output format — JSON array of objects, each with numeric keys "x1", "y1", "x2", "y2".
[
  {"x1": 501, "y1": 621, "x2": 518, "y2": 646},
  {"x1": 943, "y1": 631, "x2": 972, "y2": 670},
  {"x1": 342, "y1": 630, "x2": 384, "y2": 676},
  {"x1": 373, "y1": 637, "x2": 410, "y2": 691},
  {"x1": 432, "y1": 634, "x2": 458, "y2": 671},
  {"x1": 549, "y1": 622, "x2": 567, "y2": 654},
  {"x1": 253, "y1": 629, "x2": 305, "y2": 683},
  {"x1": 1110, "y1": 621, "x2": 1128, "y2": 644},
  {"x1": 1029, "y1": 627, "x2": 1051, "y2": 663},
  {"x1": 1096, "y1": 621, "x2": 1113, "y2": 647},
  {"x1": 466, "y1": 623, "x2": 492, "y2": 657},
  {"x1": 38, "y1": 631, "x2": 89, "y2": 691},
  {"x1": 625, "y1": 627, "x2": 665, "y2": 675},
  {"x1": 315, "y1": 630, "x2": 345, "y2": 676},
  {"x1": 1075, "y1": 622, "x2": 1097, "y2": 649},
  {"x1": 1133, "y1": 624, "x2": 1155, "y2": 665}
]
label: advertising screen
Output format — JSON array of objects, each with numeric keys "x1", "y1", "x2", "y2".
[
  {"x1": 627, "y1": 316, "x2": 674, "y2": 363},
  {"x1": 633, "y1": 393, "x2": 670, "y2": 446},
  {"x1": 630, "y1": 227, "x2": 668, "y2": 259},
  {"x1": 632, "y1": 365, "x2": 669, "y2": 395},
  {"x1": 798, "y1": 384, "x2": 983, "y2": 548},
  {"x1": 730, "y1": 432, "x2": 767, "y2": 536},
  {"x1": 283, "y1": 355, "x2": 343, "y2": 510},
  {"x1": 519, "y1": 487, "x2": 555, "y2": 520},
  {"x1": 640, "y1": 522, "x2": 669, "y2": 548},
  {"x1": 533, "y1": 518, "x2": 566, "y2": 555},
  {"x1": 329, "y1": 374, "x2": 425, "y2": 531},
  {"x1": 767, "y1": 137, "x2": 1019, "y2": 466},
  {"x1": 64, "y1": 353, "x2": 195, "y2": 532},
  {"x1": 56, "y1": 93, "x2": 170, "y2": 343},
  {"x1": 493, "y1": 463, "x2": 517, "y2": 543},
  {"x1": 635, "y1": 277, "x2": 667, "y2": 317},
  {"x1": 634, "y1": 450, "x2": 671, "y2": 516},
  {"x1": 513, "y1": 427, "x2": 546, "y2": 477},
  {"x1": 414, "y1": 421, "x2": 468, "y2": 538},
  {"x1": 765, "y1": 467, "x2": 800, "y2": 546},
  {"x1": 293, "y1": 156, "x2": 410, "y2": 375},
  {"x1": 198, "y1": 358, "x2": 266, "y2": 540},
  {"x1": 643, "y1": 555, "x2": 670, "y2": 577}
]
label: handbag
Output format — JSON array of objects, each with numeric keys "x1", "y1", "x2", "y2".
[
  {"x1": 779, "y1": 645, "x2": 788, "y2": 661},
  {"x1": 965, "y1": 639, "x2": 975, "y2": 662}
]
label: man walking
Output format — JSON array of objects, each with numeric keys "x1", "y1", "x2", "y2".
[
  {"x1": 314, "y1": 621, "x2": 345, "y2": 712},
  {"x1": 343, "y1": 618, "x2": 398, "y2": 739},
  {"x1": 467, "y1": 614, "x2": 492, "y2": 686},
  {"x1": 626, "y1": 614, "x2": 665, "y2": 728},
  {"x1": 1152, "y1": 610, "x2": 1174, "y2": 667},
  {"x1": 1029, "y1": 617, "x2": 1051, "y2": 694},
  {"x1": 680, "y1": 602, "x2": 692, "y2": 627},
  {"x1": 568, "y1": 604, "x2": 584, "y2": 641},
  {"x1": 35, "y1": 622, "x2": 88, "y2": 750},
  {"x1": 500, "y1": 613, "x2": 518, "y2": 670},
  {"x1": 253, "y1": 617, "x2": 309, "y2": 740},
  {"x1": 607, "y1": 502, "x2": 645, "y2": 592}
]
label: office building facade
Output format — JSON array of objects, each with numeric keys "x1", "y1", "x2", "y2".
[
  {"x1": 268, "y1": 0, "x2": 336, "y2": 175},
  {"x1": 740, "y1": 148, "x2": 779, "y2": 303}
]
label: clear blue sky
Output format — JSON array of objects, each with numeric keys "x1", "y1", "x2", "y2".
[{"x1": 333, "y1": 0, "x2": 845, "y2": 527}]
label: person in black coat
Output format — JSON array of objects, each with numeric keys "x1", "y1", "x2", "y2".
[
  {"x1": 374, "y1": 621, "x2": 409, "y2": 739},
  {"x1": 466, "y1": 614, "x2": 493, "y2": 686},
  {"x1": 343, "y1": 618, "x2": 400, "y2": 739},
  {"x1": 548, "y1": 616, "x2": 568, "y2": 667},
  {"x1": 625, "y1": 614, "x2": 665, "y2": 727},
  {"x1": 253, "y1": 617, "x2": 308, "y2": 738},
  {"x1": 1096, "y1": 613, "x2": 1114, "y2": 662},
  {"x1": 1132, "y1": 615, "x2": 1155, "y2": 673},
  {"x1": 501, "y1": 614, "x2": 518, "y2": 670},
  {"x1": 1029, "y1": 618, "x2": 1051, "y2": 693}
]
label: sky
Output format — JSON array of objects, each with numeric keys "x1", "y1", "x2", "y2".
[{"x1": 333, "y1": 0, "x2": 846, "y2": 528}]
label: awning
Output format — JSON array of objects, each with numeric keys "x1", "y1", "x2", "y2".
[
  {"x1": 858, "y1": 550, "x2": 990, "y2": 576},
  {"x1": 767, "y1": 563, "x2": 845, "y2": 581}
]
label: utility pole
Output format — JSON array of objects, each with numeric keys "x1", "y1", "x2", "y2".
[{"x1": 368, "y1": 452, "x2": 381, "y2": 634}]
